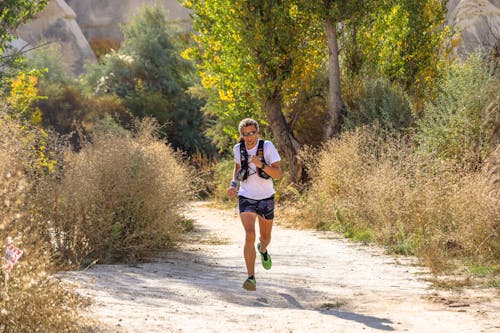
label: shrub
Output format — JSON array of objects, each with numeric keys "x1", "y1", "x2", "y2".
[
  {"x1": 24, "y1": 42, "x2": 74, "y2": 85},
  {"x1": 82, "y1": 5, "x2": 211, "y2": 156},
  {"x1": 34, "y1": 119, "x2": 193, "y2": 264},
  {"x1": 37, "y1": 84, "x2": 134, "y2": 147},
  {"x1": 417, "y1": 53, "x2": 499, "y2": 170},
  {"x1": 212, "y1": 158, "x2": 236, "y2": 206},
  {"x1": 344, "y1": 77, "x2": 414, "y2": 133},
  {"x1": 0, "y1": 113, "x2": 90, "y2": 331},
  {"x1": 287, "y1": 126, "x2": 499, "y2": 274}
]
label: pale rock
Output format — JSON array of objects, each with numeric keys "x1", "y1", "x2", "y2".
[
  {"x1": 16, "y1": 0, "x2": 96, "y2": 75},
  {"x1": 65, "y1": 0, "x2": 191, "y2": 42},
  {"x1": 446, "y1": 0, "x2": 500, "y2": 58}
]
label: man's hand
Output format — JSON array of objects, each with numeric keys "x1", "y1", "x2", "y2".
[
  {"x1": 227, "y1": 180, "x2": 239, "y2": 197},
  {"x1": 228, "y1": 186, "x2": 238, "y2": 197},
  {"x1": 250, "y1": 155, "x2": 264, "y2": 168}
]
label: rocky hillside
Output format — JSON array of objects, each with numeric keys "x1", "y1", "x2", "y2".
[{"x1": 14, "y1": 0, "x2": 500, "y2": 75}]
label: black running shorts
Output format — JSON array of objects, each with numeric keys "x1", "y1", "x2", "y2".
[{"x1": 238, "y1": 195, "x2": 275, "y2": 220}]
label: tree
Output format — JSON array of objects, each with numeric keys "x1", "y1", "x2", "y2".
[
  {"x1": 184, "y1": 0, "x2": 448, "y2": 180},
  {"x1": 357, "y1": 0, "x2": 449, "y2": 105},
  {"x1": 416, "y1": 53, "x2": 499, "y2": 169},
  {"x1": 300, "y1": 0, "x2": 378, "y2": 139},
  {"x1": 0, "y1": 0, "x2": 48, "y2": 74},
  {"x1": 83, "y1": 5, "x2": 211, "y2": 155},
  {"x1": 184, "y1": 0, "x2": 324, "y2": 182}
]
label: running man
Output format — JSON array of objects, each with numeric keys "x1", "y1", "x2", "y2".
[{"x1": 227, "y1": 118, "x2": 282, "y2": 291}]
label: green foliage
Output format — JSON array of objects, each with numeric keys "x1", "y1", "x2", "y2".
[
  {"x1": 389, "y1": 222, "x2": 418, "y2": 255},
  {"x1": 344, "y1": 77, "x2": 414, "y2": 132},
  {"x1": 183, "y1": 0, "x2": 325, "y2": 150},
  {"x1": 24, "y1": 42, "x2": 74, "y2": 85},
  {"x1": 84, "y1": 51, "x2": 136, "y2": 96},
  {"x1": 123, "y1": 89, "x2": 207, "y2": 154},
  {"x1": 0, "y1": 0, "x2": 48, "y2": 82},
  {"x1": 83, "y1": 5, "x2": 211, "y2": 155},
  {"x1": 416, "y1": 53, "x2": 499, "y2": 169},
  {"x1": 0, "y1": 1, "x2": 48, "y2": 49},
  {"x1": 120, "y1": 6, "x2": 190, "y2": 95},
  {"x1": 212, "y1": 158, "x2": 236, "y2": 206},
  {"x1": 356, "y1": 0, "x2": 450, "y2": 101},
  {"x1": 465, "y1": 262, "x2": 498, "y2": 277}
]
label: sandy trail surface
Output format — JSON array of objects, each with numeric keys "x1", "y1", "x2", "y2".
[{"x1": 64, "y1": 201, "x2": 499, "y2": 333}]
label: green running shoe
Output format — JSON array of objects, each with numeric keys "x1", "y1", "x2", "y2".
[
  {"x1": 242, "y1": 277, "x2": 256, "y2": 291},
  {"x1": 257, "y1": 242, "x2": 272, "y2": 270}
]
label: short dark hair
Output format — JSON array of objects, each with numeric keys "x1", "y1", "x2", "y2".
[{"x1": 238, "y1": 118, "x2": 259, "y2": 133}]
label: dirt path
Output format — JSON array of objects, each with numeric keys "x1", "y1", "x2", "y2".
[{"x1": 64, "y1": 201, "x2": 499, "y2": 333}]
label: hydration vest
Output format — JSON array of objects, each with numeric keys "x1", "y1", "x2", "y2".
[{"x1": 238, "y1": 139, "x2": 271, "y2": 181}]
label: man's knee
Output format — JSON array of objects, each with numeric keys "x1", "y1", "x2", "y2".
[
  {"x1": 245, "y1": 230, "x2": 256, "y2": 243},
  {"x1": 260, "y1": 235, "x2": 271, "y2": 245}
]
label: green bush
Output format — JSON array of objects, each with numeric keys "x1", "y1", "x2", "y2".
[
  {"x1": 37, "y1": 84, "x2": 134, "y2": 146},
  {"x1": 82, "y1": 5, "x2": 212, "y2": 156},
  {"x1": 24, "y1": 42, "x2": 74, "y2": 85},
  {"x1": 212, "y1": 158, "x2": 236, "y2": 206},
  {"x1": 344, "y1": 77, "x2": 414, "y2": 132},
  {"x1": 417, "y1": 53, "x2": 499, "y2": 169}
]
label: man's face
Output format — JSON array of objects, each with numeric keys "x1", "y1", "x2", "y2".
[{"x1": 240, "y1": 125, "x2": 258, "y2": 147}]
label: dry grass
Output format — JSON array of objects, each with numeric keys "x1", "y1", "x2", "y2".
[
  {"x1": 1, "y1": 113, "x2": 195, "y2": 330},
  {"x1": 286, "y1": 126, "x2": 499, "y2": 278},
  {"x1": 34, "y1": 118, "x2": 193, "y2": 265},
  {"x1": 0, "y1": 114, "x2": 91, "y2": 331}
]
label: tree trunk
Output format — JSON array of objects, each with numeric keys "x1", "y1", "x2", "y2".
[
  {"x1": 263, "y1": 90, "x2": 302, "y2": 184},
  {"x1": 324, "y1": 14, "x2": 344, "y2": 140}
]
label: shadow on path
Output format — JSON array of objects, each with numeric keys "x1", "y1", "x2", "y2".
[
  {"x1": 323, "y1": 310, "x2": 394, "y2": 331},
  {"x1": 278, "y1": 293, "x2": 304, "y2": 309},
  {"x1": 276, "y1": 292, "x2": 393, "y2": 331}
]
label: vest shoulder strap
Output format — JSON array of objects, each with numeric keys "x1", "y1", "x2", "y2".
[
  {"x1": 257, "y1": 139, "x2": 265, "y2": 157},
  {"x1": 257, "y1": 140, "x2": 271, "y2": 179},
  {"x1": 239, "y1": 140, "x2": 248, "y2": 165}
]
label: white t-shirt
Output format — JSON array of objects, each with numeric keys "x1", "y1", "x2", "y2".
[{"x1": 233, "y1": 139, "x2": 281, "y2": 200}]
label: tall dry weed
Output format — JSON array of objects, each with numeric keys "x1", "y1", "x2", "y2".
[
  {"x1": 290, "y1": 126, "x2": 499, "y2": 274},
  {"x1": 35, "y1": 118, "x2": 193, "y2": 264},
  {"x1": 0, "y1": 114, "x2": 90, "y2": 331}
]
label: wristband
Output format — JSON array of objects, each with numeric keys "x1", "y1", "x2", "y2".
[{"x1": 230, "y1": 180, "x2": 239, "y2": 188}]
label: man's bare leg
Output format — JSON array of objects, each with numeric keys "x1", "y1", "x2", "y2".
[
  {"x1": 240, "y1": 212, "x2": 257, "y2": 277},
  {"x1": 258, "y1": 216, "x2": 273, "y2": 253}
]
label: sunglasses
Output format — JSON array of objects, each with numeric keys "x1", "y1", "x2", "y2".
[{"x1": 241, "y1": 131, "x2": 256, "y2": 137}]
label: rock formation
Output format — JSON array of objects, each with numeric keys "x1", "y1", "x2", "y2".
[
  {"x1": 16, "y1": 0, "x2": 96, "y2": 75},
  {"x1": 15, "y1": 0, "x2": 191, "y2": 76},
  {"x1": 65, "y1": 0, "x2": 191, "y2": 42},
  {"x1": 446, "y1": 0, "x2": 500, "y2": 58}
]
